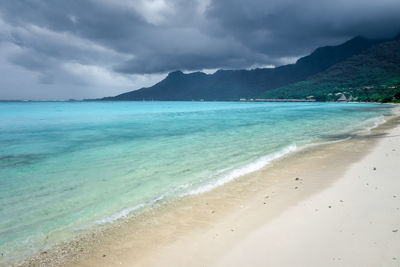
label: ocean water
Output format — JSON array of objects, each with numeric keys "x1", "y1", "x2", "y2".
[{"x1": 0, "y1": 101, "x2": 393, "y2": 263}]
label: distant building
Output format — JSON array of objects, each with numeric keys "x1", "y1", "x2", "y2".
[{"x1": 337, "y1": 94, "x2": 347, "y2": 102}]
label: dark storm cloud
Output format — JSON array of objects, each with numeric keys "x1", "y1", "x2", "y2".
[
  {"x1": 206, "y1": 0, "x2": 400, "y2": 58},
  {"x1": 0, "y1": 0, "x2": 399, "y2": 99}
]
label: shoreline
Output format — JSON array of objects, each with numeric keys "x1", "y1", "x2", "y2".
[{"x1": 18, "y1": 107, "x2": 400, "y2": 267}]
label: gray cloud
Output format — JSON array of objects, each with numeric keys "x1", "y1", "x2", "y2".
[{"x1": 0, "y1": 0, "x2": 399, "y2": 100}]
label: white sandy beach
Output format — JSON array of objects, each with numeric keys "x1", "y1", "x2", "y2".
[
  {"x1": 212, "y1": 124, "x2": 400, "y2": 266},
  {"x1": 22, "y1": 112, "x2": 400, "y2": 267},
  {"x1": 133, "y1": 115, "x2": 400, "y2": 267}
]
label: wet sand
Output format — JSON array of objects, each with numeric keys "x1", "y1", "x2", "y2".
[{"x1": 21, "y1": 108, "x2": 400, "y2": 267}]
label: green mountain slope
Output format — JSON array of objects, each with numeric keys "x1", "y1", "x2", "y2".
[
  {"x1": 261, "y1": 39, "x2": 400, "y2": 102},
  {"x1": 102, "y1": 36, "x2": 385, "y2": 101}
]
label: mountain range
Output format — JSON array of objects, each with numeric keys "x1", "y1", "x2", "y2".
[{"x1": 101, "y1": 35, "x2": 399, "y2": 102}]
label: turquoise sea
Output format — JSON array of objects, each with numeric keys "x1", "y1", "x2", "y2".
[{"x1": 0, "y1": 101, "x2": 393, "y2": 264}]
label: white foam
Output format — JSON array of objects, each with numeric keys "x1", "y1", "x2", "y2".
[
  {"x1": 95, "y1": 203, "x2": 145, "y2": 225},
  {"x1": 368, "y1": 116, "x2": 386, "y2": 131},
  {"x1": 308, "y1": 136, "x2": 352, "y2": 147},
  {"x1": 94, "y1": 191, "x2": 172, "y2": 225},
  {"x1": 358, "y1": 115, "x2": 386, "y2": 133},
  {"x1": 186, "y1": 144, "x2": 297, "y2": 196}
]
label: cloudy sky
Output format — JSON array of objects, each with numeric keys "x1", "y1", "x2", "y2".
[{"x1": 0, "y1": 0, "x2": 399, "y2": 100}]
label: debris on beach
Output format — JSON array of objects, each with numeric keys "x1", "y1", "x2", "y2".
[
  {"x1": 328, "y1": 205, "x2": 332, "y2": 208},
  {"x1": 392, "y1": 229, "x2": 398, "y2": 232},
  {"x1": 373, "y1": 167, "x2": 376, "y2": 170}
]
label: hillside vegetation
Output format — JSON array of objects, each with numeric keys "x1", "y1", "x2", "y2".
[{"x1": 261, "y1": 39, "x2": 400, "y2": 102}]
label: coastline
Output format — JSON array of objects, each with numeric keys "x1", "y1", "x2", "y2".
[{"x1": 19, "y1": 106, "x2": 400, "y2": 267}]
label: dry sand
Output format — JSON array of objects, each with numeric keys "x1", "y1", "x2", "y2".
[
  {"x1": 139, "y1": 116, "x2": 400, "y2": 267},
  {"x1": 23, "y1": 110, "x2": 400, "y2": 267},
  {"x1": 211, "y1": 120, "x2": 400, "y2": 267}
]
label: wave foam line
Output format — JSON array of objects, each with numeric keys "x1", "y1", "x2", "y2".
[
  {"x1": 186, "y1": 144, "x2": 297, "y2": 196},
  {"x1": 309, "y1": 137, "x2": 352, "y2": 148},
  {"x1": 95, "y1": 203, "x2": 145, "y2": 225},
  {"x1": 94, "y1": 191, "x2": 172, "y2": 225},
  {"x1": 367, "y1": 115, "x2": 386, "y2": 131},
  {"x1": 95, "y1": 145, "x2": 299, "y2": 225}
]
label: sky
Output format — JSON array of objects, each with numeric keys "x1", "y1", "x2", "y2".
[{"x1": 0, "y1": 0, "x2": 400, "y2": 100}]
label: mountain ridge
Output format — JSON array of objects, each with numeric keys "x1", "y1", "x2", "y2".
[{"x1": 101, "y1": 36, "x2": 389, "y2": 101}]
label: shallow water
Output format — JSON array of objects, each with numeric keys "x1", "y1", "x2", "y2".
[{"x1": 0, "y1": 101, "x2": 393, "y2": 263}]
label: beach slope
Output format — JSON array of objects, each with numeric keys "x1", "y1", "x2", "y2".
[
  {"x1": 53, "y1": 114, "x2": 400, "y2": 267},
  {"x1": 137, "y1": 117, "x2": 400, "y2": 267}
]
